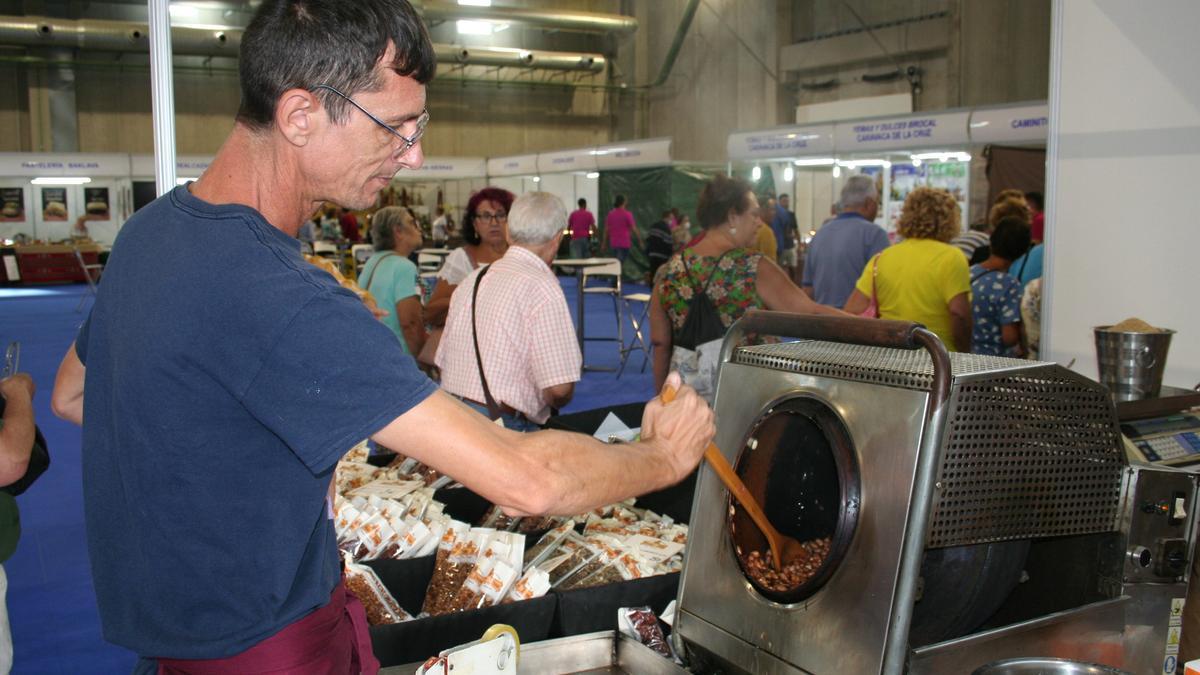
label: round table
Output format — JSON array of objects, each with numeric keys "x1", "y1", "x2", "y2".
[{"x1": 552, "y1": 257, "x2": 619, "y2": 373}]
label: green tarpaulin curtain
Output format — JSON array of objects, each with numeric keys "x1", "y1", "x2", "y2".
[{"x1": 596, "y1": 165, "x2": 774, "y2": 281}]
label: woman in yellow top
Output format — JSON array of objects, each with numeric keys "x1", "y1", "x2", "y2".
[{"x1": 843, "y1": 187, "x2": 972, "y2": 352}]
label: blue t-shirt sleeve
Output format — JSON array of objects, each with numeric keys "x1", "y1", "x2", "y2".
[
  {"x1": 75, "y1": 312, "x2": 92, "y2": 365},
  {"x1": 241, "y1": 288, "x2": 437, "y2": 474},
  {"x1": 801, "y1": 245, "x2": 814, "y2": 285}
]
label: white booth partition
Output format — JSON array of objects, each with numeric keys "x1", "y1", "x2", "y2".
[
  {"x1": 485, "y1": 154, "x2": 540, "y2": 201},
  {"x1": 832, "y1": 110, "x2": 972, "y2": 236},
  {"x1": 727, "y1": 124, "x2": 836, "y2": 238},
  {"x1": 0, "y1": 153, "x2": 133, "y2": 245},
  {"x1": 387, "y1": 156, "x2": 487, "y2": 231},
  {"x1": 535, "y1": 148, "x2": 599, "y2": 222}
]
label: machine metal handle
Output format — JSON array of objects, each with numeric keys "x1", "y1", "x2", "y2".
[{"x1": 719, "y1": 310, "x2": 927, "y2": 364}]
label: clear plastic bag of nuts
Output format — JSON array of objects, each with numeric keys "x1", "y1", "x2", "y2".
[
  {"x1": 419, "y1": 520, "x2": 471, "y2": 616},
  {"x1": 344, "y1": 558, "x2": 412, "y2": 625}
]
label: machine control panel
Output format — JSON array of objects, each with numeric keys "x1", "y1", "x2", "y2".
[
  {"x1": 1122, "y1": 412, "x2": 1200, "y2": 465},
  {"x1": 1124, "y1": 468, "x2": 1199, "y2": 583}
]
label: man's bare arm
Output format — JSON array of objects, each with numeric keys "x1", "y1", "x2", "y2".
[
  {"x1": 51, "y1": 342, "x2": 85, "y2": 425},
  {"x1": 373, "y1": 373, "x2": 712, "y2": 517},
  {"x1": 0, "y1": 374, "x2": 35, "y2": 486}
]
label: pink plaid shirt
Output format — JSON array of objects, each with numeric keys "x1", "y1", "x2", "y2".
[{"x1": 436, "y1": 246, "x2": 581, "y2": 424}]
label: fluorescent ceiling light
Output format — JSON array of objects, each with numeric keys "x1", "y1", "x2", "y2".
[
  {"x1": 832, "y1": 165, "x2": 841, "y2": 178},
  {"x1": 458, "y1": 0, "x2": 492, "y2": 6},
  {"x1": 910, "y1": 151, "x2": 972, "y2": 163},
  {"x1": 751, "y1": 165, "x2": 762, "y2": 181},
  {"x1": 531, "y1": 176, "x2": 541, "y2": 183},
  {"x1": 32, "y1": 176, "x2": 91, "y2": 185},
  {"x1": 838, "y1": 159, "x2": 890, "y2": 168},
  {"x1": 793, "y1": 158, "x2": 836, "y2": 167},
  {"x1": 168, "y1": 4, "x2": 199, "y2": 19},
  {"x1": 586, "y1": 172, "x2": 599, "y2": 179},
  {"x1": 783, "y1": 167, "x2": 794, "y2": 182},
  {"x1": 494, "y1": 23, "x2": 510, "y2": 32},
  {"x1": 456, "y1": 20, "x2": 493, "y2": 35}
]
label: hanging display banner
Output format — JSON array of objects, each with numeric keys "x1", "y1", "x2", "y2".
[
  {"x1": 591, "y1": 138, "x2": 672, "y2": 170},
  {"x1": 726, "y1": 124, "x2": 835, "y2": 160},
  {"x1": 41, "y1": 187, "x2": 68, "y2": 221},
  {"x1": 968, "y1": 104, "x2": 1049, "y2": 144},
  {"x1": 0, "y1": 187, "x2": 25, "y2": 221},
  {"x1": 536, "y1": 149, "x2": 598, "y2": 174},
  {"x1": 0, "y1": 153, "x2": 129, "y2": 177},
  {"x1": 399, "y1": 157, "x2": 487, "y2": 180},
  {"x1": 487, "y1": 154, "x2": 539, "y2": 177},
  {"x1": 84, "y1": 187, "x2": 112, "y2": 220},
  {"x1": 129, "y1": 155, "x2": 213, "y2": 178},
  {"x1": 834, "y1": 111, "x2": 970, "y2": 152}
]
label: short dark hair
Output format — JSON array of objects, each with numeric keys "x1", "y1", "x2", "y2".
[
  {"x1": 777, "y1": 193, "x2": 789, "y2": 200},
  {"x1": 462, "y1": 187, "x2": 515, "y2": 245},
  {"x1": 697, "y1": 174, "x2": 753, "y2": 230},
  {"x1": 237, "y1": 0, "x2": 436, "y2": 130},
  {"x1": 990, "y1": 217, "x2": 1033, "y2": 261},
  {"x1": 577, "y1": 198, "x2": 586, "y2": 208},
  {"x1": 614, "y1": 195, "x2": 627, "y2": 208},
  {"x1": 1024, "y1": 191, "x2": 1044, "y2": 211}
]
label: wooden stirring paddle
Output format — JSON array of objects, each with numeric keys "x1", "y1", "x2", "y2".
[{"x1": 661, "y1": 386, "x2": 802, "y2": 571}]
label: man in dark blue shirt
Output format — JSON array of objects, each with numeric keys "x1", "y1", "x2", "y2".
[
  {"x1": 50, "y1": 1, "x2": 714, "y2": 671},
  {"x1": 802, "y1": 175, "x2": 891, "y2": 307}
]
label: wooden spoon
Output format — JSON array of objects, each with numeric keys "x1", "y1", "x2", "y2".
[{"x1": 661, "y1": 386, "x2": 802, "y2": 571}]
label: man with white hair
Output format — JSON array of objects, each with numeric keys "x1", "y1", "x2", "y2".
[
  {"x1": 802, "y1": 174, "x2": 891, "y2": 307},
  {"x1": 437, "y1": 192, "x2": 581, "y2": 429}
]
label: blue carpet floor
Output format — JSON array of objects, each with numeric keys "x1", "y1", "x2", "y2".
[{"x1": 0, "y1": 274, "x2": 653, "y2": 673}]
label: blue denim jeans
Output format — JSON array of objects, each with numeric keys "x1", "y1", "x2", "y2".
[
  {"x1": 611, "y1": 246, "x2": 629, "y2": 263},
  {"x1": 570, "y1": 238, "x2": 590, "y2": 259},
  {"x1": 458, "y1": 397, "x2": 540, "y2": 432}
]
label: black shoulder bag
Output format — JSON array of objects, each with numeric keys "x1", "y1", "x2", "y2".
[
  {"x1": 673, "y1": 251, "x2": 731, "y2": 351},
  {"x1": 470, "y1": 266, "x2": 504, "y2": 421}
]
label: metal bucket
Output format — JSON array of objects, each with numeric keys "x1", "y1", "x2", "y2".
[
  {"x1": 1094, "y1": 326, "x2": 1175, "y2": 401},
  {"x1": 972, "y1": 657, "x2": 1131, "y2": 675}
]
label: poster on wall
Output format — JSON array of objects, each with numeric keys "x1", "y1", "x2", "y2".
[
  {"x1": 41, "y1": 188, "x2": 68, "y2": 221},
  {"x1": 84, "y1": 187, "x2": 111, "y2": 220},
  {"x1": 925, "y1": 162, "x2": 968, "y2": 203},
  {"x1": 888, "y1": 163, "x2": 924, "y2": 234},
  {"x1": 0, "y1": 188, "x2": 24, "y2": 221}
]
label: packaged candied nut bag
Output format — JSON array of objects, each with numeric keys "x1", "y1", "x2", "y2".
[
  {"x1": 548, "y1": 539, "x2": 602, "y2": 589},
  {"x1": 344, "y1": 559, "x2": 412, "y2": 625},
  {"x1": 420, "y1": 520, "x2": 470, "y2": 616},
  {"x1": 618, "y1": 607, "x2": 675, "y2": 660},
  {"x1": 424, "y1": 528, "x2": 494, "y2": 616},
  {"x1": 522, "y1": 519, "x2": 575, "y2": 570},
  {"x1": 478, "y1": 560, "x2": 518, "y2": 609},
  {"x1": 505, "y1": 567, "x2": 551, "y2": 604}
]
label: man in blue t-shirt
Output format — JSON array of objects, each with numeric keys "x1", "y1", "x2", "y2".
[
  {"x1": 48, "y1": 2, "x2": 715, "y2": 671},
  {"x1": 802, "y1": 175, "x2": 891, "y2": 307}
]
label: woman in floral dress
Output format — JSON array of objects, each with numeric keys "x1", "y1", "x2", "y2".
[{"x1": 649, "y1": 175, "x2": 846, "y2": 402}]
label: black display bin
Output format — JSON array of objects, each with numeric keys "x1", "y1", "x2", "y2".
[
  {"x1": 359, "y1": 401, "x2": 697, "y2": 666},
  {"x1": 364, "y1": 557, "x2": 680, "y2": 667}
]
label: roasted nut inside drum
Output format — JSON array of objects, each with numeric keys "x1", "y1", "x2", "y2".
[{"x1": 740, "y1": 539, "x2": 831, "y2": 592}]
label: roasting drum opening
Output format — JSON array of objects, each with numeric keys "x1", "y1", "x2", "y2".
[{"x1": 728, "y1": 396, "x2": 860, "y2": 604}]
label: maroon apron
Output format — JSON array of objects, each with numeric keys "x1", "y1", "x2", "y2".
[{"x1": 156, "y1": 581, "x2": 380, "y2": 675}]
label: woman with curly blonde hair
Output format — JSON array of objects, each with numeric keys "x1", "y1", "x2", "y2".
[{"x1": 844, "y1": 187, "x2": 972, "y2": 351}]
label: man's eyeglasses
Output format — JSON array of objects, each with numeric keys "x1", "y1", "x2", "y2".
[
  {"x1": 312, "y1": 84, "x2": 428, "y2": 158},
  {"x1": 476, "y1": 211, "x2": 507, "y2": 223}
]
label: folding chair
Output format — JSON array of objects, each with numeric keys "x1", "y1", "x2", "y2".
[
  {"x1": 74, "y1": 247, "x2": 103, "y2": 312},
  {"x1": 581, "y1": 258, "x2": 623, "y2": 370},
  {"x1": 617, "y1": 292, "x2": 651, "y2": 377}
]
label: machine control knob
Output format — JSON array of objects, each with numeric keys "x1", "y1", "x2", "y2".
[
  {"x1": 1130, "y1": 546, "x2": 1152, "y2": 569},
  {"x1": 1154, "y1": 538, "x2": 1189, "y2": 577}
]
